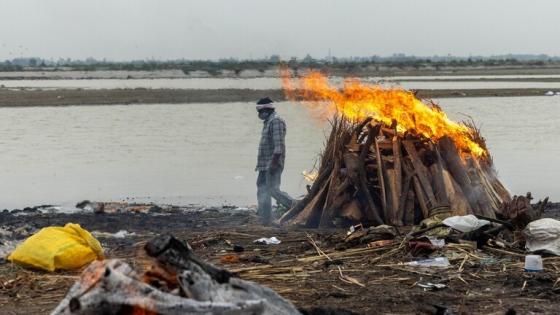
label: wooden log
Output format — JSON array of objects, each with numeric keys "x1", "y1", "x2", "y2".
[
  {"x1": 386, "y1": 168, "x2": 402, "y2": 225},
  {"x1": 463, "y1": 156, "x2": 497, "y2": 218},
  {"x1": 403, "y1": 190, "x2": 416, "y2": 225},
  {"x1": 470, "y1": 157, "x2": 510, "y2": 213},
  {"x1": 359, "y1": 125, "x2": 384, "y2": 225},
  {"x1": 376, "y1": 140, "x2": 393, "y2": 150},
  {"x1": 392, "y1": 136, "x2": 403, "y2": 216},
  {"x1": 397, "y1": 171, "x2": 412, "y2": 220},
  {"x1": 279, "y1": 162, "x2": 333, "y2": 224},
  {"x1": 290, "y1": 182, "x2": 329, "y2": 227},
  {"x1": 437, "y1": 136, "x2": 486, "y2": 216},
  {"x1": 343, "y1": 152, "x2": 360, "y2": 183},
  {"x1": 319, "y1": 159, "x2": 340, "y2": 227},
  {"x1": 354, "y1": 117, "x2": 373, "y2": 136},
  {"x1": 402, "y1": 140, "x2": 438, "y2": 211},
  {"x1": 355, "y1": 117, "x2": 374, "y2": 144},
  {"x1": 442, "y1": 169, "x2": 471, "y2": 215},
  {"x1": 338, "y1": 199, "x2": 364, "y2": 222},
  {"x1": 374, "y1": 136, "x2": 388, "y2": 219},
  {"x1": 428, "y1": 144, "x2": 450, "y2": 207},
  {"x1": 319, "y1": 180, "x2": 352, "y2": 228},
  {"x1": 412, "y1": 175, "x2": 430, "y2": 219},
  {"x1": 483, "y1": 164, "x2": 512, "y2": 204}
]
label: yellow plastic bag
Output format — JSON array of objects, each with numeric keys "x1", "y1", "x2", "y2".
[{"x1": 8, "y1": 223, "x2": 104, "y2": 271}]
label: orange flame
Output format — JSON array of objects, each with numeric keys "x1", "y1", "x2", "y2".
[{"x1": 282, "y1": 71, "x2": 486, "y2": 157}]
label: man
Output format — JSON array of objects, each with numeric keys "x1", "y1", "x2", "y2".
[{"x1": 255, "y1": 97, "x2": 294, "y2": 225}]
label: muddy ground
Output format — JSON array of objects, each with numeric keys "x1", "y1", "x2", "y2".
[
  {"x1": 0, "y1": 88, "x2": 555, "y2": 107},
  {"x1": 1, "y1": 203, "x2": 560, "y2": 314}
]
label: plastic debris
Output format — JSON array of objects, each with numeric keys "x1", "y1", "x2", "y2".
[
  {"x1": 92, "y1": 230, "x2": 136, "y2": 238},
  {"x1": 524, "y1": 255, "x2": 543, "y2": 272},
  {"x1": 254, "y1": 236, "x2": 281, "y2": 245},
  {"x1": 0, "y1": 240, "x2": 22, "y2": 259},
  {"x1": 426, "y1": 236, "x2": 445, "y2": 248},
  {"x1": 524, "y1": 218, "x2": 560, "y2": 255},
  {"x1": 8, "y1": 223, "x2": 104, "y2": 271},
  {"x1": 113, "y1": 230, "x2": 136, "y2": 238},
  {"x1": 442, "y1": 215, "x2": 491, "y2": 233},
  {"x1": 346, "y1": 223, "x2": 364, "y2": 236},
  {"x1": 405, "y1": 257, "x2": 451, "y2": 268},
  {"x1": 417, "y1": 282, "x2": 447, "y2": 290}
]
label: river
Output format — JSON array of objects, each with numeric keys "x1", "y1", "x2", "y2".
[{"x1": 0, "y1": 96, "x2": 558, "y2": 209}]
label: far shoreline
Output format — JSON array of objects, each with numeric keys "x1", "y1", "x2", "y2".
[{"x1": 0, "y1": 88, "x2": 555, "y2": 108}]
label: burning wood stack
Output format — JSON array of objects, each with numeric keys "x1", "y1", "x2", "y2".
[{"x1": 279, "y1": 71, "x2": 512, "y2": 228}]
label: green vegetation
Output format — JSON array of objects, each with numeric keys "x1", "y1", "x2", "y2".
[{"x1": 1, "y1": 54, "x2": 560, "y2": 75}]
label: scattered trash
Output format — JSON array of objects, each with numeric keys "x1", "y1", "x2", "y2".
[
  {"x1": 524, "y1": 218, "x2": 560, "y2": 255},
  {"x1": 8, "y1": 223, "x2": 104, "y2": 271},
  {"x1": 408, "y1": 236, "x2": 446, "y2": 256},
  {"x1": 426, "y1": 236, "x2": 445, "y2": 248},
  {"x1": 113, "y1": 230, "x2": 136, "y2": 238},
  {"x1": 220, "y1": 254, "x2": 240, "y2": 264},
  {"x1": 406, "y1": 257, "x2": 451, "y2": 268},
  {"x1": 412, "y1": 213, "x2": 453, "y2": 238},
  {"x1": 76, "y1": 200, "x2": 166, "y2": 214},
  {"x1": 416, "y1": 282, "x2": 447, "y2": 291},
  {"x1": 443, "y1": 215, "x2": 491, "y2": 233},
  {"x1": 367, "y1": 239, "x2": 393, "y2": 249},
  {"x1": 0, "y1": 239, "x2": 22, "y2": 259},
  {"x1": 346, "y1": 223, "x2": 364, "y2": 236},
  {"x1": 0, "y1": 224, "x2": 35, "y2": 259},
  {"x1": 254, "y1": 236, "x2": 281, "y2": 245},
  {"x1": 524, "y1": 255, "x2": 543, "y2": 272},
  {"x1": 93, "y1": 230, "x2": 136, "y2": 238},
  {"x1": 345, "y1": 224, "x2": 397, "y2": 245}
]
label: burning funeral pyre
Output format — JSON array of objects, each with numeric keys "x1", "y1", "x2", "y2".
[{"x1": 280, "y1": 72, "x2": 512, "y2": 228}]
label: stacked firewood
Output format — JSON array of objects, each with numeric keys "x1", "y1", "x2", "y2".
[{"x1": 279, "y1": 117, "x2": 512, "y2": 228}]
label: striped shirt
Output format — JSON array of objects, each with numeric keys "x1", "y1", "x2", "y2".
[{"x1": 256, "y1": 113, "x2": 286, "y2": 171}]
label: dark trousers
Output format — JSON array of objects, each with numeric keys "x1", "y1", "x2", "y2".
[{"x1": 257, "y1": 166, "x2": 294, "y2": 224}]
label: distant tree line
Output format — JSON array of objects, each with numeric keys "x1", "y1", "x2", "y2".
[{"x1": 1, "y1": 54, "x2": 559, "y2": 73}]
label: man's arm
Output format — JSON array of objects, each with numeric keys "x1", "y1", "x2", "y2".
[{"x1": 269, "y1": 119, "x2": 286, "y2": 170}]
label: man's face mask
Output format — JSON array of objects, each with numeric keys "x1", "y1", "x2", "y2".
[{"x1": 258, "y1": 110, "x2": 271, "y2": 120}]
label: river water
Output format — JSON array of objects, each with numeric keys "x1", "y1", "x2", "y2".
[{"x1": 0, "y1": 97, "x2": 558, "y2": 209}]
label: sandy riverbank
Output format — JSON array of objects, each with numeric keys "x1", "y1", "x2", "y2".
[
  {"x1": 3, "y1": 65, "x2": 560, "y2": 79},
  {"x1": 0, "y1": 88, "x2": 555, "y2": 107}
]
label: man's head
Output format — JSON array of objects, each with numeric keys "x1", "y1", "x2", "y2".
[{"x1": 256, "y1": 97, "x2": 275, "y2": 120}]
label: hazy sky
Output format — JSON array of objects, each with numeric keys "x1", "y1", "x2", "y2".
[{"x1": 1, "y1": 0, "x2": 559, "y2": 61}]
